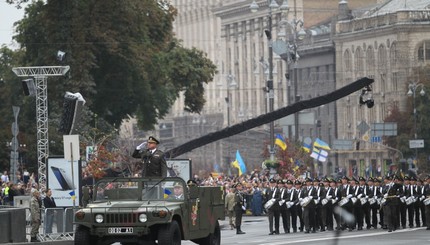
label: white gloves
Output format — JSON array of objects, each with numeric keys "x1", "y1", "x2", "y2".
[
  {"x1": 347, "y1": 194, "x2": 353, "y2": 198},
  {"x1": 384, "y1": 194, "x2": 388, "y2": 198},
  {"x1": 357, "y1": 194, "x2": 363, "y2": 198},
  {"x1": 136, "y1": 142, "x2": 147, "y2": 150}
]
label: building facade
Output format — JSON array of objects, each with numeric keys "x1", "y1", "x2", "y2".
[{"x1": 334, "y1": 0, "x2": 430, "y2": 177}]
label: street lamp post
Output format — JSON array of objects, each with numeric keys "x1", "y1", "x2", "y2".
[
  {"x1": 250, "y1": 0, "x2": 289, "y2": 161},
  {"x1": 407, "y1": 82, "x2": 425, "y2": 167}
]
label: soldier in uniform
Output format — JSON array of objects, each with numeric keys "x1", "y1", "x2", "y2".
[
  {"x1": 416, "y1": 178, "x2": 426, "y2": 227},
  {"x1": 234, "y1": 183, "x2": 246, "y2": 234},
  {"x1": 278, "y1": 180, "x2": 290, "y2": 233},
  {"x1": 321, "y1": 178, "x2": 334, "y2": 231},
  {"x1": 424, "y1": 175, "x2": 430, "y2": 230},
  {"x1": 132, "y1": 136, "x2": 167, "y2": 178},
  {"x1": 332, "y1": 179, "x2": 342, "y2": 230},
  {"x1": 300, "y1": 178, "x2": 317, "y2": 233},
  {"x1": 292, "y1": 180, "x2": 303, "y2": 232},
  {"x1": 410, "y1": 176, "x2": 422, "y2": 227},
  {"x1": 404, "y1": 176, "x2": 416, "y2": 228},
  {"x1": 225, "y1": 185, "x2": 236, "y2": 230},
  {"x1": 30, "y1": 190, "x2": 41, "y2": 242},
  {"x1": 265, "y1": 178, "x2": 280, "y2": 235},
  {"x1": 398, "y1": 176, "x2": 407, "y2": 229},
  {"x1": 315, "y1": 180, "x2": 326, "y2": 231},
  {"x1": 383, "y1": 175, "x2": 402, "y2": 232},
  {"x1": 367, "y1": 177, "x2": 381, "y2": 229}
]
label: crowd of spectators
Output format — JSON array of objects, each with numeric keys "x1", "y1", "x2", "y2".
[{"x1": 0, "y1": 169, "x2": 38, "y2": 206}]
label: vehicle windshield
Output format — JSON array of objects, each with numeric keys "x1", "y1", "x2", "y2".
[{"x1": 94, "y1": 179, "x2": 186, "y2": 202}]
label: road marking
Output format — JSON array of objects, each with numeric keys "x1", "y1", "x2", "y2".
[{"x1": 259, "y1": 228, "x2": 426, "y2": 245}]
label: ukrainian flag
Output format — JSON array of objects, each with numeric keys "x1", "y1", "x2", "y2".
[
  {"x1": 164, "y1": 189, "x2": 172, "y2": 199},
  {"x1": 275, "y1": 134, "x2": 287, "y2": 151},
  {"x1": 69, "y1": 190, "x2": 76, "y2": 201},
  {"x1": 313, "y1": 138, "x2": 331, "y2": 150},
  {"x1": 231, "y1": 150, "x2": 247, "y2": 176}
]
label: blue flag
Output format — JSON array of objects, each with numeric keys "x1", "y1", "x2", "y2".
[{"x1": 236, "y1": 150, "x2": 247, "y2": 176}]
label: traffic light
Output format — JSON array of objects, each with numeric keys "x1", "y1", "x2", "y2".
[{"x1": 59, "y1": 92, "x2": 86, "y2": 135}]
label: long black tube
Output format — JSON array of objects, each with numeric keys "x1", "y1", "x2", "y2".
[{"x1": 165, "y1": 77, "x2": 374, "y2": 159}]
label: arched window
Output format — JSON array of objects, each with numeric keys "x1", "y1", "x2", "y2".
[
  {"x1": 355, "y1": 47, "x2": 364, "y2": 75},
  {"x1": 344, "y1": 49, "x2": 352, "y2": 72},
  {"x1": 366, "y1": 46, "x2": 375, "y2": 75},
  {"x1": 417, "y1": 41, "x2": 430, "y2": 61},
  {"x1": 390, "y1": 42, "x2": 397, "y2": 68},
  {"x1": 378, "y1": 44, "x2": 387, "y2": 72}
]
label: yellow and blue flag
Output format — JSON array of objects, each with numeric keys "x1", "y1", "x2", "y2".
[
  {"x1": 164, "y1": 189, "x2": 172, "y2": 199},
  {"x1": 275, "y1": 134, "x2": 287, "y2": 151},
  {"x1": 313, "y1": 138, "x2": 331, "y2": 150},
  {"x1": 231, "y1": 150, "x2": 247, "y2": 176},
  {"x1": 310, "y1": 147, "x2": 329, "y2": 162},
  {"x1": 69, "y1": 190, "x2": 76, "y2": 201}
]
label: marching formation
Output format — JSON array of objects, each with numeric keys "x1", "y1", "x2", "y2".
[{"x1": 231, "y1": 175, "x2": 430, "y2": 235}]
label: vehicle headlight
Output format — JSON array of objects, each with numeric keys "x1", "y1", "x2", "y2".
[
  {"x1": 75, "y1": 211, "x2": 85, "y2": 220},
  {"x1": 95, "y1": 214, "x2": 104, "y2": 223},
  {"x1": 139, "y1": 213, "x2": 147, "y2": 223}
]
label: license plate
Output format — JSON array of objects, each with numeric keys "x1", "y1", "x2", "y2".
[{"x1": 108, "y1": 227, "x2": 133, "y2": 234}]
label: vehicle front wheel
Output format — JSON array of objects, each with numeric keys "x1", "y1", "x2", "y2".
[
  {"x1": 157, "y1": 220, "x2": 181, "y2": 245},
  {"x1": 194, "y1": 221, "x2": 220, "y2": 245},
  {"x1": 74, "y1": 225, "x2": 96, "y2": 245}
]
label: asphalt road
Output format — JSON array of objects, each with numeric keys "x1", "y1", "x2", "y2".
[
  {"x1": 181, "y1": 216, "x2": 430, "y2": 245},
  {"x1": 104, "y1": 215, "x2": 430, "y2": 245}
]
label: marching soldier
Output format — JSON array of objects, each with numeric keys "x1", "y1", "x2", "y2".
[
  {"x1": 315, "y1": 180, "x2": 326, "y2": 231},
  {"x1": 398, "y1": 177, "x2": 407, "y2": 229},
  {"x1": 424, "y1": 175, "x2": 430, "y2": 230},
  {"x1": 383, "y1": 175, "x2": 402, "y2": 232},
  {"x1": 331, "y1": 179, "x2": 341, "y2": 230},
  {"x1": 292, "y1": 180, "x2": 304, "y2": 232},
  {"x1": 360, "y1": 177, "x2": 371, "y2": 229},
  {"x1": 416, "y1": 178, "x2": 426, "y2": 227},
  {"x1": 234, "y1": 183, "x2": 246, "y2": 234},
  {"x1": 321, "y1": 178, "x2": 334, "y2": 231},
  {"x1": 300, "y1": 178, "x2": 318, "y2": 233},
  {"x1": 404, "y1": 176, "x2": 416, "y2": 228},
  {"x1": 368, "y1": 177, "x2": 381, "y2": 229},
  {"x1": 278, "y1": 180, "x2": 290, "y2": 233},
  {"x1": 265, "y1": 178, "x2": 281, "y2": 235}
]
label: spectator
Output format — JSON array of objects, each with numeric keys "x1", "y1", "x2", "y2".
[
  {"x1": 43, "y1": 189, "x2": 57, "y2": 234},
  {"x1": 1, "y1": 171, "x2": 9, "y2": 183}
]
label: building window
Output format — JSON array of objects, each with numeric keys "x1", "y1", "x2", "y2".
[
  {"x1": 390, "y1": 42, "x2": 397, "y2": 68},
  {"x1": 344, "y1": 49, "x2": 352, "y2": 72},
  {"x1": 378, "y1": 44, "x2": 387, "y2": 72},
  {"x1": 355, "y1": 47, "x2": 364, "y2": 75},
  {"x1": 417, "y1": 41, "x2": 430, "y2": 61},
  {"x1": 366, "y1": 46, "x2": 375, "y2": 75}
]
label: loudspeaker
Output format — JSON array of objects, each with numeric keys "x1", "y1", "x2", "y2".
[{"x1": 22, "y1": 79, "x2": 36, "y2": 96}]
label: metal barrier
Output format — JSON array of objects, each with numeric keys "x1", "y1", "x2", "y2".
[{"x1": 38, "y1": 207, "x2": 79, "y2": 241}]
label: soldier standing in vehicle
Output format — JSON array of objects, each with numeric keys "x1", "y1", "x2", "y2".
[
  {"x1": 132, "y1": 136, "x2": 167, "y2": 178},
  {"x1": 234, "y1": 183, "x2": 246, "y2": 234}
]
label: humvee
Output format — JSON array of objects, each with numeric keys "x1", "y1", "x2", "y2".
[{"x1": 74, "y1": 177, "x2": 225, "y2": 245}]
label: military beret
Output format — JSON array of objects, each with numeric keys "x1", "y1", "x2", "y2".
[
  {"x1": 148, "y1": 136, "x2": 160, "y2": 144},
  {"x1": 187, "y1": 179, "x2": 197, "y2": 186}
]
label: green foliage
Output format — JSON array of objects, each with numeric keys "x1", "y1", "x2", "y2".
[{"x1": 11, "y1": 0, "x2": 216, "y2": 131}]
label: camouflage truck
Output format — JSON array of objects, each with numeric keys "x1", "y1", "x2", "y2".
[{"x1": 74, "y1": 177, "x2": 224, "y2": 245}]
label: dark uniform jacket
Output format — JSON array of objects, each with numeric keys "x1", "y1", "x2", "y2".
[
  {"x1": 132, "y1": 148, "x2": 167, "y2": 178},
  {"x1": 265, "y1": 187, "x2": 281, "y2": 211}
]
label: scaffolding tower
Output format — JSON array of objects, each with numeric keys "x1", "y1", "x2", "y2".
[{"x1": 12, "y1": 66, "x2": 70, "y2": 191}]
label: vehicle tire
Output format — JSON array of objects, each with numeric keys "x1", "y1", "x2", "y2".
[
  {"x1": 157, "y1": 220, "x2": 181, "y2": 245},
  {"x1": 195, "y1": 221, "x2": 220, "y2": 245},
  {"x1": 75, "y1": 225, "x2": 96, "y2": 245}
]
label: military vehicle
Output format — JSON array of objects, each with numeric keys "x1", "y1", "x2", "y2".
[{"x1": 74, "y1": 177, "x2": 225, "y2": 245}]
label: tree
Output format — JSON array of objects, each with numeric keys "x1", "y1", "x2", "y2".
[{"x1": 11, "y1": 0, "x2": 217, "y2": 131}]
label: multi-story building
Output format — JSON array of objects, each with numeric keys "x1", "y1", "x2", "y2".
[{"x1": 334, "y1": 0, "x2": 430, "y2": 176}]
